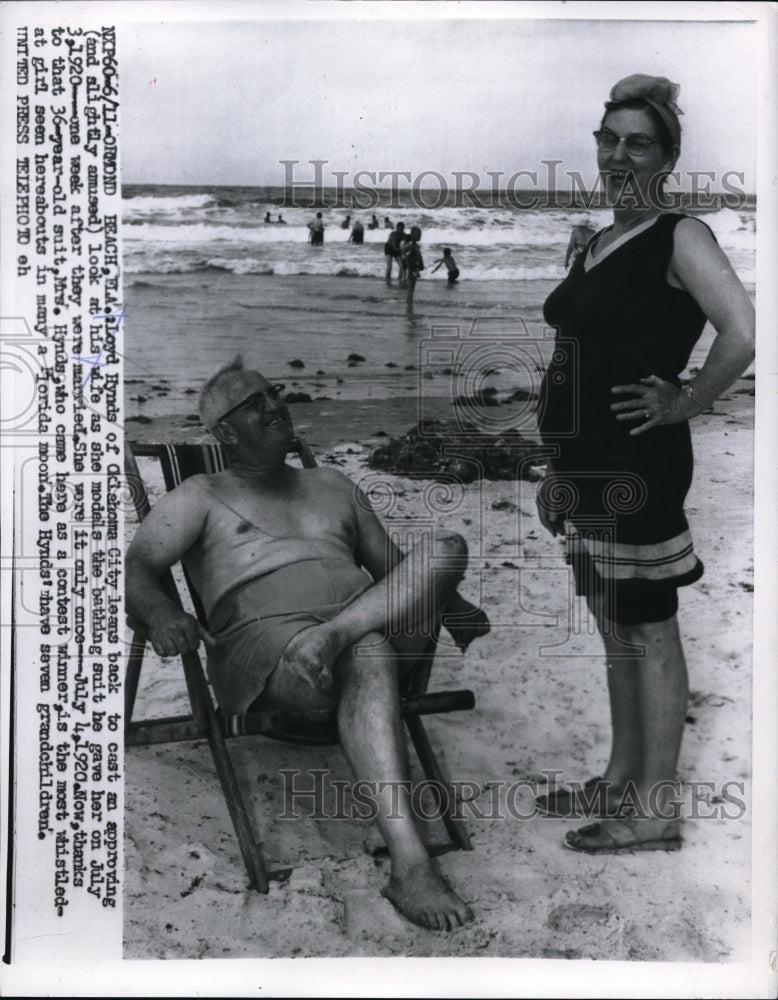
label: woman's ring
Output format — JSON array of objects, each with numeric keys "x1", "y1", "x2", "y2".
[{"x1": 644, "y1": 409, "x2": 650, "y2": 419}]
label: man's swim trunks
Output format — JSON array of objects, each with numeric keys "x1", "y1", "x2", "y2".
[{"x1": 204, "y1": 558, "x2": 372, "y2": 713}]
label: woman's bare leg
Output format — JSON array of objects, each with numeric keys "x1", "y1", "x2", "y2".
[{"x1": 567, "y1": 614, "x2": 687, "y2": 850}]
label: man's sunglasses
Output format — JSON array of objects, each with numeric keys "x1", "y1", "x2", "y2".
[
  {"x1": 593, "y1": 129, "x2": 660, "y2": 157},
  {"x1": 217, "y1": 383, "x2": 286, "y2": 423}
]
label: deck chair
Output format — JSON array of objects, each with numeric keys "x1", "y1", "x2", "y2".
[{"x1": 124, "y1": 438, "x2": 476, "y2": 892}]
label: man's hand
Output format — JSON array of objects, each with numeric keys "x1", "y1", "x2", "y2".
[{"x1": 147, "y1": 609, "x2": 201, "y2": 657}]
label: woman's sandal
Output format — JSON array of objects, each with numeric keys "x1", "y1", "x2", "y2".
[
  {"x1": 563, "y1": 820, "x2": 682, "y2": 854},
  {"x1": 535, "y1": 776, "x2": 625, "y2": 818}
]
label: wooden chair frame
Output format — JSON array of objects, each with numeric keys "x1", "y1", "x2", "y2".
[{"x1": 124, "y1": 439, "x2": 475, "y2": 892}]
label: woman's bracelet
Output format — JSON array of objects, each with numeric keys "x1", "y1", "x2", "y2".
[{"x1": 682, "y1": 382, "x2": 711, "y2": 410}]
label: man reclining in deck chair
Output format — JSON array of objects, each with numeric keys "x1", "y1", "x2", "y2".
[{"x1": 126, "y1": 356, "x2": 490, "y2": 931}]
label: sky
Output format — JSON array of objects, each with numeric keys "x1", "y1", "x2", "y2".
[{"x1": 117, "y1": 4, "x2": 761, "y2": 192}]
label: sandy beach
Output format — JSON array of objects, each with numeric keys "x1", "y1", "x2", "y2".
[
  {"x1": 3, "y1": 11, "x2": 771, "y2": 994},
  {"x1": 123, "y1": 378, "x2": 754, "y2": 963},
  {"x1": 119, "y1": 184, "x2": 758, "y2": 972}
]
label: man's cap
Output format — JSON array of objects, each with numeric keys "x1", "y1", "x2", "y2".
[{"x1": 199, "y1": 368, "x2": 268, "y2": 430}]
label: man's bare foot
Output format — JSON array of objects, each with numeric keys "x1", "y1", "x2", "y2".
[
  {"x1": 442, "y1": 596, "x2": 491, "y2": 653},
  {"x1": 278, "y1": 624, "x2": 341, "y2": 692},
  {"x1": 381, "y1": 859, "x2": 474, "y2": 931}
]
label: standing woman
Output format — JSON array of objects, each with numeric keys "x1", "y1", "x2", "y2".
[{"x1": 536, "y1": 75, "x2": 755, "y2": 852}]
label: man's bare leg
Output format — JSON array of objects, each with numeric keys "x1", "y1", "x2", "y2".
[
  {"x1": 338, "y1": 636, "x2": 472, "y2": 930},
  {"x1": 278, "y1": 531, "x2": 477, "y2": 688},
  {"x1": 260, "y1": 632, "x2": 473, "y2": 930}
]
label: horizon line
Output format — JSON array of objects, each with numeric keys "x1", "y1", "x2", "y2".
[{"x1": 121, "y1": 181, "x2": 757, "y2": 199}]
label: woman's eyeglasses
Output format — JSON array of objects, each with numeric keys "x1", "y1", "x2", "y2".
[
  {"x1": 218, "y1": 384, "x2": 286, "y2": 422},
  {"x1": 593, "y1": 129, "x2": 659, "y2": 157}
]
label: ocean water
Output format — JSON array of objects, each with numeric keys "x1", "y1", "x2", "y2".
[
  {"x1": 121, "y1": 185, "x2": 756, "y2": 416},
  {"x1": 123, "y1": 184, "x2": 755, "y2": 285}
]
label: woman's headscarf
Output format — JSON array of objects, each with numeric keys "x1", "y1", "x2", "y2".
[{"x1": 606, "y1": 74, "x2": 683, "y2": 149}]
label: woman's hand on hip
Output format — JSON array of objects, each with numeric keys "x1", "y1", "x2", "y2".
[{"x1": 610, "y1": 375, "x2": 702, "y2": 436}]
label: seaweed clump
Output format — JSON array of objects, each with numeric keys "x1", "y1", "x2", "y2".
[{"x1": 368, "y1": 420, "x2": 546, "y2": 483}]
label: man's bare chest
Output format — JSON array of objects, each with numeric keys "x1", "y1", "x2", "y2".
[{"x1": 208, "y1": 474, "x2": 357, "y2": 545}]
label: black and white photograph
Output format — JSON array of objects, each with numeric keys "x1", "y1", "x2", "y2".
[{"x1": 1, "y1": 1, "x2": 776, "y2": 996}]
